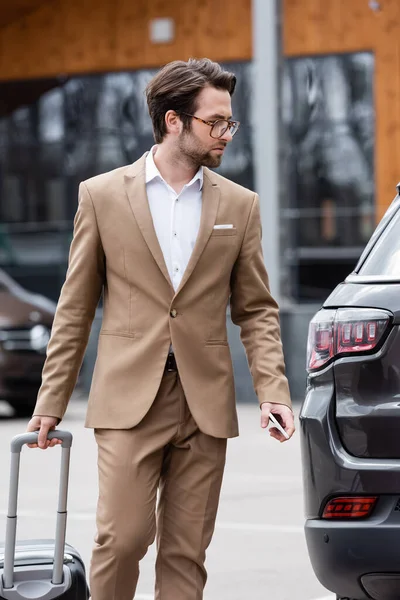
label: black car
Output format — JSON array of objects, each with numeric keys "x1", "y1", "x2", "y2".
[
  {"x1": 300, "y1": 186, "x2": 400, "y2": 600},
  {"x1": 0, "y1": 269, "x2": 56, "y2": 417}
]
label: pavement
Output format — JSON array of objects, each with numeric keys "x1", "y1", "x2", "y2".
[{"x1": 0, "y1": 391, "x2": 334, "y2": 600}]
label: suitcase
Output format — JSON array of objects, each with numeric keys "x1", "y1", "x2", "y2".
[{"x1": 0, "y1": 430, "x2": 90, "y2": 599}]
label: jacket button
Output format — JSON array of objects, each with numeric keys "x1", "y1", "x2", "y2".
[{"x1": 170, "y1": 309, "x2": 177, "y2": 318}]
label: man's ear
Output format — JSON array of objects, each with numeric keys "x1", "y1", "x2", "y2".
[{"x1": 165, "y1": 110, "x2": 182, "y2": 136}]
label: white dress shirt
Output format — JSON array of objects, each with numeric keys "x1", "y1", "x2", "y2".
[{"x1": 145, "y1": 146, "x2": 203, "y2": 291}]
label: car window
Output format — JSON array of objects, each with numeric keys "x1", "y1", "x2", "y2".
[
  {"x1": 358, "y1": 205, "x2": 400, "y2": 277},
  {"x1": 354, "y1": 194, "x2": 400, "y2": 273}
]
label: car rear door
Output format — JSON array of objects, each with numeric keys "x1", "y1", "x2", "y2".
[{"x1": 325, "y1": 196, "x2": 400, "y2": 458}]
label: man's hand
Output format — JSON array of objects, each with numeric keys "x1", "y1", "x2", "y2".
[
  {"x1": 26, "y1": 416, "x2": 62, "y2": 449},
  {"x1": 260, "y1": 402, "x2": 295, "y2": 442}
]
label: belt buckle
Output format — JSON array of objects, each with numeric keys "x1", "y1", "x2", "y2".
[{"x1": 166, "y1": 353, "x2": 176, "y2": 372}]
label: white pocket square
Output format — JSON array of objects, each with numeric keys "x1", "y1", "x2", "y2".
[{"x1": 213, "y1": 224, "x2": 234, "y2": 229}]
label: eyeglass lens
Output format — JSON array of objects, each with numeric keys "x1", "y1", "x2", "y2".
[{"x1": 211, "y1": 120, "x2": 238, "y2": 138}]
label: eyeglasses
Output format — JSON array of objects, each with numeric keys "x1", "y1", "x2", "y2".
[{"x1": 180, "y1": 112, "x2": 240, "y2": 139}]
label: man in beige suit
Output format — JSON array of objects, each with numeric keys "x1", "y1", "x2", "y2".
[{"x1": 27, "y1": 58, "x2": 295, "y2": 600}]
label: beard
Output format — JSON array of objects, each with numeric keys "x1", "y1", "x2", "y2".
[{"x1": 177, "y1": 130, "x2": 225, "y2": 169}]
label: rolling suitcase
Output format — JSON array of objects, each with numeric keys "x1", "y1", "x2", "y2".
[{"x1": 0, "y1": 430, "x2": 90, "y2": 599}]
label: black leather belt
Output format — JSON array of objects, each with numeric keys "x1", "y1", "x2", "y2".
[{"x1": 165, "y1": 352, "x2": 178, "y2": 372}]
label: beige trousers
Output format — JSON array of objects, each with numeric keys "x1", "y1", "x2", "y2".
[{"x1": 89, "y1": 370, "x2": 227, "y2": 600}]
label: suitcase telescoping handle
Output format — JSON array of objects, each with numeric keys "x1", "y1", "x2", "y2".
[{"x1": 3, "y1": 430, "x2": 73, "y2": 590}]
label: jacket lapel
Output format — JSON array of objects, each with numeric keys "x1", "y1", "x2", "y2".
[
  {"x1": 124, "y1": 157, "x2": 220, "y2": 296},
  {"x1": 124, "y1": 154, "x2": 174, "y2": 290},
  {"x1": 174, "y1": 169, "x2": 220, "y2": 297}
]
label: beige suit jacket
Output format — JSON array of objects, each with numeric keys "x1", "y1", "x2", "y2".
[{"x1": 33, "y1": 153, "x2": 291, "y2": 438}]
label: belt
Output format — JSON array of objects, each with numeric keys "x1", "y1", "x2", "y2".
[{"x1": 165, "y1": 352, "x2": 178, "y2": 372}]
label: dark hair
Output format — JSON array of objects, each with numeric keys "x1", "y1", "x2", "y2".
[{"x1": 145, "y1": 58, "x2": 237, "y2": 143}]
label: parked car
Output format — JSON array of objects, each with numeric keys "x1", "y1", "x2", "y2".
[
  {"x1": 0, "y1": 269, "x2": 56, "y2": 417},
  {"x1": 300, "y1": 185, "x2": 400, "y2": 600}
]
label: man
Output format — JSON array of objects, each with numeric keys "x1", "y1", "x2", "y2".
[{"x1": 27, "y1": 58, "x2": 295, "y2": 600}]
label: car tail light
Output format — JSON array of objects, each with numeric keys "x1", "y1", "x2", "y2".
[
  {"x1": 322, "y1": 496, "x2": 377, "y2": 519},
  {"x1": 307, "y1": 308, "x2": 391, "y2": 371}
]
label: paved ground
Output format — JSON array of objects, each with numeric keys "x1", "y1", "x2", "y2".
[{"x1": 0, "y1": 392, "x2": 334, "y2": 600}]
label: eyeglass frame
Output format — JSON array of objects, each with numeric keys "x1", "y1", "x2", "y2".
[{"x1": 179, "y1": 112, "x2": 240, "y2": 139}]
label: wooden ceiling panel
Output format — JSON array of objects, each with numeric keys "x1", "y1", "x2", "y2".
[{"x1": 0, "y1": 0, "x2": 51, "y2": 28}]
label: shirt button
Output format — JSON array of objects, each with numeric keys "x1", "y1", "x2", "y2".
[
  {"x1": 174, "y1": 267, "x2": 179, "y2": 272},
  {"x1": 170, "y1": 309, "x2": 177, "y2": 318}
]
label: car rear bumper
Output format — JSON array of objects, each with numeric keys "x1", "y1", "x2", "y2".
[{"x1": 305, "y1": 509, "x2": 400, "y2": 599}]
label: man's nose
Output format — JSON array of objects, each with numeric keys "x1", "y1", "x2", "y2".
[{"x1": 220, "y1": 129, "x2": 233, "y2": 143}]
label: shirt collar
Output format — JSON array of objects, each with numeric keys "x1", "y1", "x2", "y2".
[{"x1": 145, "y1": 145, "x2": 204, "y2": 191}]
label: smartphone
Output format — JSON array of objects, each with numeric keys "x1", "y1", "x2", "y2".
[{"x1": 269, "y1": 413, "x2": 290, "y2": 440}]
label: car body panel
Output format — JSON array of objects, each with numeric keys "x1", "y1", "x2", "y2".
[
  {"x1": 0, "y1": 269, "x2": 55, "y2": 410},
  {"x1": 301, "y1": 376, "x2": 400, "y2": 517},
  {"x1": 317, "y1": 282, "x2": 400, "y2": 460},
  {"x1": 334, "y1": 326, "x2": 400, "y2": 459},
  {"x1": 0, "y1": 269, "x2": 55, "y2": 328},
  {"x1": 324, "y1": 282, "x2": 400, "y2": 323},
  {"x1": 301, "y1": 193, "x2": 400, "y2": 598},
  {"x1": 301, "y1": 380, "x2": 400, "y2": 598}
]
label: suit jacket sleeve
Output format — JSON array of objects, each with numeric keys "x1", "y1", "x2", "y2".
[
  {"x1": 33, "y1": 182, "x2": 105, "y2": 420},
  {"x1": 230, "y1": 193, "x2": 292, "y2": 409}
]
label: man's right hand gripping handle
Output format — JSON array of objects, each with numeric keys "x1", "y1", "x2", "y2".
[{"x1": 26, "y1": 415, "x2": 62, "y2": 449}]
